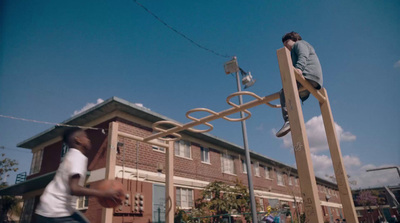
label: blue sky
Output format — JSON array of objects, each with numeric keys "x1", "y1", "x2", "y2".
[{"x1": 1, "y1": 0, "x2": 399, "y2": 188}]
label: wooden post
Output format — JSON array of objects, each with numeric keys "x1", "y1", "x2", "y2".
[
  {"x1": 277, "y1": 47, "x2": 324, "y2": 223},
  {"x1": 102, "y1": 122, "x2": 118, "y2": 223},
  {"x1": 165, "y1": 141, "x2": 175, "y2": 223},
  {"x1": 319, "y1": 89, "x2": 359, "y2": 223}
]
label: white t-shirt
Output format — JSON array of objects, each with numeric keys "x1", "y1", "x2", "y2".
[{"x1": 35, "y1": 148, "x2": 88, "y2": 217}]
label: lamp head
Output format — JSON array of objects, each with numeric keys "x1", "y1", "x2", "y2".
[
  {"x1": 242, "y1": 72, "x2": 256, "y2": 89},
  {"x1": 224, "y1": 57, "x2": 239, "y2": 74}
]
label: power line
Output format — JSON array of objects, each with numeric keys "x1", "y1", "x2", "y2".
[
  {"x1": 0, "y1": 114, "x2": 106, "y2": 133},
  {"x1": 132, "y1": 0, "x2": 231, "y2": 58}
]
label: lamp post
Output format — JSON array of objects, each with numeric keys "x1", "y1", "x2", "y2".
[{"x1": 224, "y1": 57, "x2": 258, "y2": 222}]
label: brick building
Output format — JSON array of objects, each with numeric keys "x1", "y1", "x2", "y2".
[
  {"x1": 0, "y1": 97, "x2": 344, "y2": 222},
  {"x1": 352, "y1": 186, "x2": 400, "y2": 223}
]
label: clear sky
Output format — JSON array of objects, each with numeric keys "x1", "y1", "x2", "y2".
[{"x1": 1, "y1": 0, "x2": 399, "y2": 189}]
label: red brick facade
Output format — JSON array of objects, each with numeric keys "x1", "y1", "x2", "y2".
[{"x1": 13, "y1": 99, "x2": 344, "y2": 223}]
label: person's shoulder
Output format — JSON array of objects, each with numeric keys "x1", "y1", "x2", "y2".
[
  {"x1": 65, "y1": 148, "x2": 86, "y2": 159},
  {"x1": 294, "y1": 40, "x2": 309, "y2": 47}
]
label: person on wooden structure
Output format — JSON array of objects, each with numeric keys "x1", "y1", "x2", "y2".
[
  {"x1": 34, "y1": 127, "x2": 123, "y2": 223},
  {"x1": 276, "y1": 31, "x2": 324, "y2": 137}
]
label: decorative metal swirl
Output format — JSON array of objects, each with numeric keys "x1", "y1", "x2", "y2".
[
  {"x1": 149, "y1": 91, "x2": 280, "y2": 141},
  {"x1": 185, "y1": 108, "x2": 216, "y2": 133},
  {"x1": 151, "y1": 121, "x2": 182, "y2": 141}
]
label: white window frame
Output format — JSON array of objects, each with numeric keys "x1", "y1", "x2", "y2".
[
  {"x1": 259, "y1": 198, "x2": 264, "y2": 212},
  {"x1": 221, "y1": 153, "x2": 235, "y2": 175},
  {"x1": 176, "y1": 187, "x2": 194, "y2": 209},
  {"x1": 242, "y1": 160, "x2": 247, "y2": 173},
  {"x1": 254, "y1": 162, "x2": 260, "y2": 177},
  {"x1": 76, "y1": 195, "x2": 89, "y2": 210},
  {"x1": 174, "y1": 140, "x2": 191, "y2": 159},
  {"x1": 276, "y1": 170, "x2": 284, "y2": 186},
  {"x1": 200, "y1": 147, "x2": 210, "y2": 163},
  {"x1": 152, "y1": 134, "x2": 166, "y2": 153},
  {"x1": 264, "y1": 166, "x2": 272, "y2": 179},
  {"x1": 30, "y1": 148, "x2": 43, "y2": 175}
]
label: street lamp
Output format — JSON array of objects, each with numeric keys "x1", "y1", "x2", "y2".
[{"x1": 224, "y1": 56, "x2": 258, "y2": 222}]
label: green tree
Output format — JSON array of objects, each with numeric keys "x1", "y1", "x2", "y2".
[
  {"x1": 193, "y1": 179, "x2": 253, "y2": 223},
  {"x1": 0, "y1": 153, "x2": 20, "y2": 222}
]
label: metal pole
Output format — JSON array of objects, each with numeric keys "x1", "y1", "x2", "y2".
[
  {"x1": 366, "y1": 166, "x2": 400, "y2": 178},
  {"x1": 235, "y1": 71, "x2": 258, "y2": 222}
]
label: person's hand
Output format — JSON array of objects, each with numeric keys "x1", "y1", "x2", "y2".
[
  {"x1": 103, "y1": 189, "x2": 124, "y2": 204},
  {"x1": 294, "y1": 68, "x2": 302, "y2": 75}
]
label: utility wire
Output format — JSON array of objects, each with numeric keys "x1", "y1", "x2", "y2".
[
  {"x1": 132, "y1": 0, "x2": 231, "y2": 58},
  {"x1": 0, "y1": 114, "x2": 106, "y2": 133}
]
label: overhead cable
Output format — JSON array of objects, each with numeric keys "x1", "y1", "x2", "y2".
[
  {"x1": 0, "y1": 114, "x2": 106, "y2": 133},
  {"x1": 132, "y1": 0, "x2": 231, "y2": 58}
]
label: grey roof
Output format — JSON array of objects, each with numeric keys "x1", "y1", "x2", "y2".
[{"x1": 17, "y1": 96, "x2": 338, "y2": 188}]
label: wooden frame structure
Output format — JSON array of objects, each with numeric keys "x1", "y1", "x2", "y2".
[{"x1": 102, "y1": 47, "x2": 358, "y2": 223}]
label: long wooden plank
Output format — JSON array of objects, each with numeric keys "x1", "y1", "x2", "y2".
[
  {"x1": 102, "y1": 122, "x2": 118, "y2": 223},
  {"x1": 319, "y1": 88, "x2": 359, "y2": 223},
  {"x1": 277, "y1": 47, "x2": 324, "y2": 223}
]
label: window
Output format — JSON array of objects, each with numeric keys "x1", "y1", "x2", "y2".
[
  {"x1": 76, "y1": 186, "x2": 90, "y2": 210},
  {"x1": 259, "y1": 198, "x2": 264, "y2": 211},
  {"x1": 276, "y1": 170, "x2": 284, "y2": 186},
  {"x1": 30, "y1": 149, "x2": 43, "y2": 175},
  {"x1": 61, "y1": 143, "x2": 69, "y2": 160},
  {"x1": 295, "y1": 177, "x2": 299, "y2": 186},
  {"x1": 77, "y1": 195, "x2": 89, "y2": 210},
  {"x1": 264, "y1": 167, "x2": 272, "y2": 179},
  {"x1": 201, "y1": 147, "x2": 210, "y2": 163},
  {"x1": 288, "y1": 176, "x2": 293, "y2": 186},
  {"x1": 176, "y1": 188, "x2": 193, "y2": 208},
  {"x1": 254, "y1": 162, "x2": 260, "y2": 176},
  {"x1": 152, "y1": 134, "x2": 166, "y2": 152},
  {"x1": 242, "y1": 160, "x2": 247, "y2": 173},
  {"x1": 221, "y1": 153, "x2": 235, "y2": 174},
  {"x1": 175, "y1": 140, "x2": 191, "y2": 158},
  {"x1": 20, "y1": 197, "x2": 35, "y2": 223}
]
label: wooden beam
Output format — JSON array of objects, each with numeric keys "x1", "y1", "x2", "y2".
[
  {"x1": 102, "y1": 122, "x2": 118, "y2": 223},
  {"x1": 293, "y1": 69, "x2": 326, "y2": 103},
  {"x1": 319, "y1": 88, "x2": 359, "y2": 223},
  {"x1": 277, "y1": 47, "x2": 324, "y2": 223}
]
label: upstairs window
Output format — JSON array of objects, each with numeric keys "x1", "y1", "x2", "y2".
[
  {"x1": 242, "y1": 160, "x2": 247, "y2": 173},
  {"x1": 221, "y1": 153, "x2": 235, "y2": 174},
  {"x1": 152, "y1": 132, "x2": 166, "y2": 152},
  {"x1": 61, "y1": 143, "x2": 69, "y2": 161},
  {"x1": 276, "y1": 170, "x2": 284, "y2": 186},
  {"x1": 175, "y1": 140, "x2": 191, "y2": 158},
  {"x1": 30, "y1": 149, "x2": 43, "y2": 175},
  {"x1": 200, "y1": 147, "x2": 210, "y2": 163},
  {"x1": 264, "y1": 166, "x2": 272, "y2": 179},
  {"x1": 254, "y1": 162, "x2": 260, "y2": 177}
]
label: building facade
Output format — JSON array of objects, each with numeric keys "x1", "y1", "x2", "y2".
[
  {"x1": 352, "y1": 186, "x2": 400, "y2": 223},
  {"x1": 0, "y1": 97, "x2": 344, "y2": 223}
]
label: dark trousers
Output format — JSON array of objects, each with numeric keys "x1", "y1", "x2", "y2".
[
  {"x1": 33, "y1": 212, "x2": 89, "y2": 223},
  {"x1": 280, "y1": 80, "x2": 320, "y2": 122}
]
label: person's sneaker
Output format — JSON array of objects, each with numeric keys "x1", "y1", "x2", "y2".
[{"x1": 276, "y1": 121, "x2": 290, "y2": 137}]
